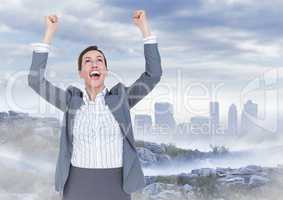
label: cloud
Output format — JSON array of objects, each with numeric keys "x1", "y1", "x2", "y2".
[
  {"x1": 1, "y1": 0, "x2": 283, "y2": 67},
  {"x1": 1, "y1": 0, "x2": 283, "y2": 120}
]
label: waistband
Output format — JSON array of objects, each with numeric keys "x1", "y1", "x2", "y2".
[{"x1": 71, "y1": 164, "x2": 123, "y2": 172}]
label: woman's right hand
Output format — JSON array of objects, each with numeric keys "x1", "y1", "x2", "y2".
[
  {"x1": 45, "y1": 15, "x2": 58, "y2": 33},
  {"x1": 43, "y1": 15, "x2": 58, "y2": 44}
]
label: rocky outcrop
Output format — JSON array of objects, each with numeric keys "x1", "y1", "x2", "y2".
[
  {"x1": 0, "y1": 111, "x2": 29, "y2": 121},
  {"x1": 0, "y1": 111, "x2": 60, "y2": 129},
  {"x1": 0, "y1": 111, "x2": 60, "y2": 146},
  {"x1": 136, "y1": 140, "x2": 229, "y2": 167},
  {"x1": 215, "y1": 165, "x2": 273, "y2": 188},
  {"x1": 141, "y1": 165, "x2": 283, "y2": 200},
  {"x1": 141, "y1": 182, "x2": 195, "y2": 200},
  {"x1": 137, "y1": 147, "x2": 171, "y2": 167}
]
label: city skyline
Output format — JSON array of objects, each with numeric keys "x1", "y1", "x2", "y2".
[{"x1": 134, "y1": 98, "x2": 276, "y2": 136}]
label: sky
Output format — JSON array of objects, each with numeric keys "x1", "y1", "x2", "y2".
[{"x1": 0, "y1": 0, "x2": 283, "y2": 126}]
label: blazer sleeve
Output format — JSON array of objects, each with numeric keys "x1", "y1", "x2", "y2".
[
  {"x1": 28, "y1": 52, "x2": 71, "y2": 112},
  {"x1": 125, "y1": 43, "x2": 162, "y2": 109}
]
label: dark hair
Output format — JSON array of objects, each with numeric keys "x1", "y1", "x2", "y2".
[{"x1": 78, "y1": 45, "x2": 107, "y2": 71}]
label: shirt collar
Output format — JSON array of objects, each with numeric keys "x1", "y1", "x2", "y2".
[{"x1": 83, "y1": 86, "x2": 108, "y2": 104}]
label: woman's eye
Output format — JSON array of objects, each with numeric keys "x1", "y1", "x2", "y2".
[
  {"x1": 98, "y1": 59, "x2": 103, "y2": 62},
  {"x1": 85, "y1": 60, "x2": 91, "y2": 63}
]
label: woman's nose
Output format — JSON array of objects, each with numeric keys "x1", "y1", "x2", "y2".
[
  {"x1": 92, "y1": 60, "x2": 101, "y2": 67},
  {"x1": 91, "y1": 66, "x2": 99, "y2": 70}
]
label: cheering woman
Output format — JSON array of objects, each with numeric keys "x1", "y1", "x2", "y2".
[{"x1": 28, "y1": 10, "x2": 162, "y2": 200}]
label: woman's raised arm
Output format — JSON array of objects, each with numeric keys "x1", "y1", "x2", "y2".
[
  {"x1": 28, "y1": 15, "x2": 71, "y2": 112},
  {"x1": 125, "y1": 10, "x2": 163, "y2": 109}
]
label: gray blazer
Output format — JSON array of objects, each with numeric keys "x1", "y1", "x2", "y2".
[{"x1": 28, "y1": 43, "x2": 162, "y2": 196}]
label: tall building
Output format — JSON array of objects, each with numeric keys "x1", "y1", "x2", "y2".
[
  {"x1": 209, "y1": 101, "x2": 220, "y2": 135},
  {"x1": 241, "y1": 100, "x2": 258, "y2": 135},
  {"x1": 190, "y1": 116, "x2": 210, "y2": 135},
  {"x1": 134, "y1": 114, "x2": 152, "y2": 134},
  {"x1": 176, "y1": 122, "x2": 191, "y2": 135},
  {"x1": 154, "y1": 102, "x2": 176, "y2": 132},
  {"x1": 228, "y1": 104, "x2": 238, "y2": 135}
]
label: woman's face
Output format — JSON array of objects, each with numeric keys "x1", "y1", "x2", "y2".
[{"x1": 79, "y1": 50, "x2": 108, "y2": 88}]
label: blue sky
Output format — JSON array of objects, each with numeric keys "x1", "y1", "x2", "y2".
[{"x1": 0, "y1": 0, "x2": 283, "y2": 125}]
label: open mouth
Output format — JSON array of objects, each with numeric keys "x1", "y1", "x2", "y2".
[{"x1": 89, "y1": 70, "x2": 101, "y2": 80}]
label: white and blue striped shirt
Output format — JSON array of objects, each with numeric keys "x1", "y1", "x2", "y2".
[{"x1": 71, "y1": 86, "x2": 124, "y2": 168}]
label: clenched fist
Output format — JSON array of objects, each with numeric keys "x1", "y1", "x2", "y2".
[
  {"x1": 45, "y1": 15, "x2": 58, "y2": 33},
  {"x1": 43, "y1": 15, "x2": 58, "y2": 44},
  {"x1": 132, "y1": 10, "x2": 151, "y2": 38}
]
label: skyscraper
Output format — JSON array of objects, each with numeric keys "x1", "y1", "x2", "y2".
[
  {"x1": 190, "y1": 116, "x2": 210, "y2": 135},
  {"x1": 134, "y1": 114, "x2": 152, "y2": 134},
  {"x1": 241, "y1": 100, "x2": 258, "y2": 135},
  {"x1": 154, "y1": 102, "x2": 176, "y2": 132},
  {"x1": 228, "y1": 104, "x2": 238, "y2": 135},
  {"x1": 209, "y1": 101, "x2": 219, "y2": 135}
]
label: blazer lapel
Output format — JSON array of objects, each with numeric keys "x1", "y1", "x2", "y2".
[
  {"x1": 66, "y1": 94, "x2": 84, "y2": 147},
  {"x1": 104, "y1": 89, "x2": 137, "y2": 151},
  {"x1": 104, "y1": 89, "x2": 126, "y2": 138}
]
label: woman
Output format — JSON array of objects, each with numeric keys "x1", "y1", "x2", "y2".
[{"x1": 28, "y1": 10, "x2": 162, "y2": 200}]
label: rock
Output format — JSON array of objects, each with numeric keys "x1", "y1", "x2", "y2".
[
  {"x1": 191, "y1": 168, "x2": 216, "y2": 177},
  {"x1": 219, "y1": 176, "x2": 245, "y2": 186},
  {"x1": 137, "y1": 147, "x2": 158, "y2": 166},
  {"x1": 145, "y1": 176, "x2": 157, "y2": 185},
  {"x1": 179, "y1": 172, "x2": 198, "y2": 179},
  {"x1": 236, "y1": 165, "x2": 263, "y2": 175},
  {"x1": 137, "y1": 144, "x2": 171, "y2": 166},
  {"x1": 156, "y1": 154, "x2": 171, "y2": 164},
  {"x1": 8, "y1": 110, "x2": 29, "y2": 118},
  {"x1": 142, "y1": 183, "x2": 186, "y2": 200},
  {"x1": 178, "y1": 173, "x2": 197, "y2": 184},
  {"x1": 183, "y1": 184, "x2": 193, "y2": 192},
  {"x1": 249, "y1": 175, "x2": 270, "y2": 187},
  {"x1": 144, "y1": 142, "x2": 166, "y2": 154},
  {"x1": 0, "y1": 112, "x2": 8, "y2": 119},
  {"x1": 216, "y1": 168, "x2": 230, "y2": 177}
]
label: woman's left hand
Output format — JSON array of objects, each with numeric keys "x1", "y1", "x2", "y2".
[{"x1": 132, "y1": 10, "x2": 151, "y2": 38}]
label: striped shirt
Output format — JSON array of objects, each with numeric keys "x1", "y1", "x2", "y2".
[{"x1": 70, "y1": 86, "x2": 124, "y2": 168}]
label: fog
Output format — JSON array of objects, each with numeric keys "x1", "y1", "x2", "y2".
[
  {"x1": 137, "y1": 130, "x2": 283, "y2": 152},
  {"x1": 144, "y1": 145, "x2": 283, "y2": 176},
  {"x1": 1, "y1": 119, "x2": 283, "y2": 200},
  {"x1": 137, "y1": 129, "x2": 283, "y2": 176}
]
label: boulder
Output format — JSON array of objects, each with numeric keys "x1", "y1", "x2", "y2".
[
  {"x1": 249, "y1": 175, "x2": 270, "y2": 187},
  {"x1": 144, "y1": 142, "x2": 166, "y2": 154},
  {"x1": 191, "y1": 168, "x2": 216, "y2": 177},
  {"x1": 236, "y1": 165, "x2": 263, "y2": 175},
  {"x1": 219, "y1": 176, "x2": 245, "y2": 186},
  {"x1": 142, "y1": 183, "x2": 187, "y2": 200},
  {"x1": 137, "y1": 147, "x2": 158, "y2": 166}
]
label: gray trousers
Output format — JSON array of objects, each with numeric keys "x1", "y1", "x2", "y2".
[{"x1": 63, "y1": 164, "x2": 131, "y2": 200}]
